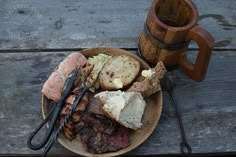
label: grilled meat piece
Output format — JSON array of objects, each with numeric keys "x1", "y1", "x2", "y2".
[
  {"x1": 60, "y1": 91, "x2": 89, "y2": 116},
  {"x1": 60, "y1": 90, "x2": 89, "y2": 141},
  {"x1": 77, "y1": 113, "x2": 130, "y2": 154},
  {"x1": 42, "y1": 52, "x2": 87, "y2": 102}
]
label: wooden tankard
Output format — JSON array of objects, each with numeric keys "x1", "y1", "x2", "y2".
[{"x1": 138, "y1": 0, "x2": 214, "y2": 81}]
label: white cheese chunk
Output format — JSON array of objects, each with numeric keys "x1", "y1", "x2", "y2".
[
  {"x1": 94, "y1": 90, "x2": 146, "y2": 130},
  {"x1": 112, "y1": 78, "x2": 123, "y2": 89},
  {"x1": 141, "y1": 69, "x2": 153, "y2": 78}
]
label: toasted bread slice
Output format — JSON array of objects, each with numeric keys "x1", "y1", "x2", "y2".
[
  {"x1": 99, "y1": 55, "x2": 140, "y2": 90},
  {"x1": 84, "y1": 53, "x2": 110, "y2": 92}
]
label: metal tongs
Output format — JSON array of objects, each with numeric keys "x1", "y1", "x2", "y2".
[{"x1": 27, "y1": 66, "x2": 99, "y2": 157}]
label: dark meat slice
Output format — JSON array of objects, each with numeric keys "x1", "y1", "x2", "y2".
[
  {"x1": 77, "y1": 113, "x2": 130, "y2": 154},
  {"x1": 80, "y1": 127, "x2": 103, "y2": 154},
  {"x1": 80, "y1": 127, "x2": 96, "y2": 143},
  {"x1": 74, "y1": 121, "x2": 86, "y2": 133},
  {"x1": 102, "y1": 126, "x2": 130, "y2": 152}
]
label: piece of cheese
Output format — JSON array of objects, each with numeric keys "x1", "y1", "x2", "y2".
[
  {"x1": 112, "y1": 78, "x2": 123, "y2": 89},
  {"x1": 141, "y1": 69, "x2": 153, "y2": 78},
  {"x1": 94, "y1": 90, "x2": 146, "y2": 130}
]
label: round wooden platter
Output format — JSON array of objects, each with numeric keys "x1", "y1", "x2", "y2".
[{"x1": 42, "y1": 47, "x2": 163, "y2": 157}]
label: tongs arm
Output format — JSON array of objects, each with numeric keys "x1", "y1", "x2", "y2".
[
  {"x1": 41, "y1": 66, "x2": 99, "y2": 156},
  {"x1": 27, "y1": 68, "x2": 80, "y2": 150}
]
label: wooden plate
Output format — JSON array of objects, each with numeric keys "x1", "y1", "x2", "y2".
[{"x1": 42, "y1": 47, "x2": 163, "y2": 157}]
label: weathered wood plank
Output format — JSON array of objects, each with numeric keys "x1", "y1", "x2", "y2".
[
  {"x1": 0, "y1": 50, "x2": 235, "y2": 155},
  {"x1": 0, "y1": 0, "x2": 235, "y2": 50}
]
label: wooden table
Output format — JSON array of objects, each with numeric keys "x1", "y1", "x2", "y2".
[{"x1": 0, "y1": 0, "x2": 236, "y2": 156}]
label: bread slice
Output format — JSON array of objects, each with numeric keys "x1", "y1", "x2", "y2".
[
  {"x1": 127, "y1": 61, "x2": 166, "y2": 97},
  {"x1": 99, "y1": 55, "x2": 140, "y2": 90},
  {"x1": 84, "y1": 53, "x2": 110, "y2": 92},
  {"x1": 94, "y1": 90, "x2": 146, "y2": 130}
]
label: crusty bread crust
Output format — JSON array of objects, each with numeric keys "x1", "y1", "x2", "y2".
[
  {"x1": 99, "y1": 55, "x2": 140, "y2": 90},
  {"x1": 127, "y1": 61, "x2": 166, "y2": 97}
]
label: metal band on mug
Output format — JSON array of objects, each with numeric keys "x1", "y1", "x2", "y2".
[
  {"x1": 137, "y1": 38, "x2": 156, "y2": 67},
  {"x1": 137, "y1": 41, "x2": 179, "y2": 70},
  {"x1": 143, "y1": 23, "x2": 189, "y2": 51}
]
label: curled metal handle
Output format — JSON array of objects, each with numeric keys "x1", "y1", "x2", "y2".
[
  {"x1": 181, "y1": 142, "x2": 192, "y2": 154},
  {"x1": 161, "y1": 73, "x2": 192, "y2": 154},
  {"x1": 27, "y1": 102, "x2": 57, "y2": 150},
  {"x1": 28, "y1": 68, "x2": 80, "y2": 151}
]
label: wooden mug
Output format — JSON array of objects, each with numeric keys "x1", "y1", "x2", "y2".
[{"x1": 138, "y1": 0, "x2": 214, "y2": 81}]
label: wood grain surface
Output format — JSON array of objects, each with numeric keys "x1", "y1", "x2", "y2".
[
  {"x1": 0, "y1": 0, "x2": 235, "y2": 155},
  {"x1": 0, "y1": 50, "x2": 235, "y2": 155},
  {"x1": 0, "y1": 0, "x2": 235, "y2": 50}
]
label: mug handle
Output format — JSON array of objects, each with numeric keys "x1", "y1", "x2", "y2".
[{"x1": 178, "y1": 26, "x2": 214, "y2": 81}]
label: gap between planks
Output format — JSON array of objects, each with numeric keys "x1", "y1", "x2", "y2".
[{"x1": 0, "y1": 48, "x2": 236, "y2": 53}]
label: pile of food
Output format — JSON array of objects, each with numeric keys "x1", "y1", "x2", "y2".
[{"x1": 41, "y1": 52, "x2": 166, "y2": 154}]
